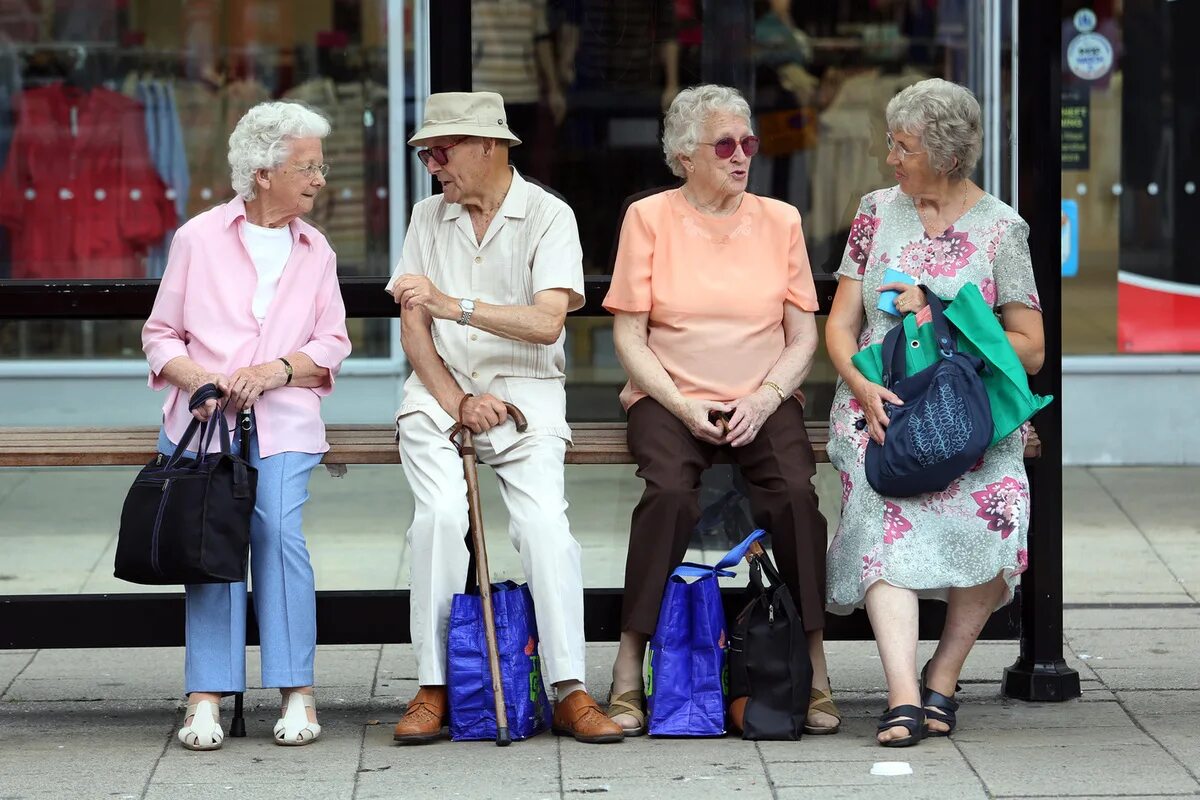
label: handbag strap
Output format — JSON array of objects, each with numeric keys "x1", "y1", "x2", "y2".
[
  {"x1": 166, "y1": 383, "x2": 232, "y2": 468},
  {"x1": 670, "y1": 528, "x2": 767, "y2": 580},
  {"x1": 881, "y1": 288, "x2": 957, "y2": 386}
]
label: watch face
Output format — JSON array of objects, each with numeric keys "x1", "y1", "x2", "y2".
[{"x1": 461, "y1": 299, "x2": 475, "y2": 311}]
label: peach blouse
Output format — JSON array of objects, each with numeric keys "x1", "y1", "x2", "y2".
[{"x1": 603, "y1": 189, "x2": 819, "y2": 411}]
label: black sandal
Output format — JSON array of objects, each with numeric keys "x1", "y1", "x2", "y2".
[
  {"x1": 876, "y1": 704, "x2": 924, "y2": 747},
  {"x1": 920, "y1": 661, "x2": 961, "y2": 737}
]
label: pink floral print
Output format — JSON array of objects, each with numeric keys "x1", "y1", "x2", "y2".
[
  {"x1": 861, "y1": 545, "x2": 884, "y2": 582},
  {"x1": 980, "y1": 277, "x2": 997, "y2": 306},
  {"x1": 971, "y1": 477, "x2": 1028, "y2": 540},
  {"x1": 847, "y1": 213, "x2": 881, "y2": 275},
  {"x1": 883, "y1": 501, "x2": 912, "y2": 545},
  {"x1": 896, "y1": 227, "x2": 978, "y2": 279}
]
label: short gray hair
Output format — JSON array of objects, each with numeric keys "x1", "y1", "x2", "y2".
[
  {"x1": 228, "y1": 102, "x2": 331, "y2": 200},
  {"x1": 886, "y1": 79, "x2": 982, "y2": 181},
  {"x1": 662, "y1": 84, "x2": 753, "y2": 178}
]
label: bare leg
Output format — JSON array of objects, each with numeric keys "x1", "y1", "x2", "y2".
[
  {"x1": 609, "y1": 631, "x2": 649, "y2": 730},
  {"x1": 280, "y1": 686, "x2": 317, "y2": 723},
  {"x1": 805, "y1": 629, "x2": 839, "y2": 729},
  {"x1": 184, "y1": 691, "x2": 222, "y2": 726},
  {"x1": 925, "y1": 574, "x2": 1008, "y2": 732},
  {"x1": 864, "y1": 581, "x2": 921, "y2": 743}
]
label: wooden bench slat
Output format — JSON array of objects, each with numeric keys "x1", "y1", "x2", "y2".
[{"x1": 0, "y1": 421, "x2": 1039, "y2": 469}]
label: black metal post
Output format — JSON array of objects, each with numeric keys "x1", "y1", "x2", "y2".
[{"x1": 1001, "y1": 0, "x2": 1080, "y2": 702}]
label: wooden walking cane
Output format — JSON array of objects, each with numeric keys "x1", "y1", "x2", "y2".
[{"x1": 450, "y1": 399, "x2": 529, "y2": 747}]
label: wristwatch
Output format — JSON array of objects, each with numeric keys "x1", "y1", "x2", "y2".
[{"x1": 457, "y1": 298, "x2": 476, "y2": 327}]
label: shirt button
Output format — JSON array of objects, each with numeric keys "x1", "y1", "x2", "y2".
[
  {"x1": 474, "y1": 256, "x2": 482, "y2": 264},
  {"x1": 471, "y1": 371, "x2": 479, "y2": 379},
  {"x1": 470, "y1": 334, "x2": 478, "y2": 341}
]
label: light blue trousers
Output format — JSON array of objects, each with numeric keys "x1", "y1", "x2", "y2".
[{"x1": 157, "y1": 425, "x2": 322, "y2": 694}]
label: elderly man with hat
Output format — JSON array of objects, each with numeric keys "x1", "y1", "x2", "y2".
[{"x1": 385, "y1": 92, "x2": 623, "y2": 745}]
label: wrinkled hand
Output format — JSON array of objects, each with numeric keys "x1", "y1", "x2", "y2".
[
  {"x1": 227, "y1": 362, "x2": 287, "y2": 411},
  {"x1": 724, "y1": 388, "x2": 781, "y2": 448},
  {"x1": 678, "y1": 398, "x2": 732, "y2": 446},
  {"x1": 391, "y1": 275, "x2": 457, "y2": 320},
  {"x1": 186, "y1": 373, "x2": 229, "y2": 422},
  {"x1": 459, "y1": 393, "x2": 509, "y2": 435},
  {"x1": 879, "y1": 283, "x2": 927, "y2": 316},
  {"x1": 851, "y1": 379, "x2": 904, "y2": 446}
]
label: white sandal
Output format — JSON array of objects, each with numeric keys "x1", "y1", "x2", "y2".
[
  {"x1": 178, "y1": 700, "x2": 224, "y2": 751},
  {"x1": 274, "y1": 691, "x2": 321, "y2": 746}
]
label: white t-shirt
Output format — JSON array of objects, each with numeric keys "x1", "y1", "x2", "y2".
[{"x1": 242, "y1": 221, "x2": 294, "y2": 322}]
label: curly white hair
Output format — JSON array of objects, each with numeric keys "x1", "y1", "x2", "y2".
[{"x1": 228, "y1": 102, "x2": 331, "y2": 201}]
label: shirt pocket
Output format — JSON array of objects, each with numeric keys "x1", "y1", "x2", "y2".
[{"x1": 499, "y1": 376, "x2": 567, "y2": 434}]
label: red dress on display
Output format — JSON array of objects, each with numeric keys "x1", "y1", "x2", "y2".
[{"x1": 0, "y1": 82, "x2": 176, "y2": 279}]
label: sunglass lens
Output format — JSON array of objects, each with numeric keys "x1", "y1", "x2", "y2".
[
  {"x1": 742, "y1": 136, "x2": 760, "y2": 157},
  {"x1": 713, "y1": 138, "x2": 736, "y2": 159},
  {"x1": 418, "y1": 150, "x2": 432, "y2": 166}
]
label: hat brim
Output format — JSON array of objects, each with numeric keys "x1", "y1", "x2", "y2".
[{"x1": 407, "y1": 124, "x2": 522, "y2": 147}]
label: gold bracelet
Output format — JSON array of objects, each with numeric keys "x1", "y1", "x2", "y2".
[{"x1": 762, "y1": 381, "x2": 786, "y2": 402}]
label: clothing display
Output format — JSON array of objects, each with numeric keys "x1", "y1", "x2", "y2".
[
  {"x1": 0, "y1": 81, "x2": 176, "y2": 278},
  {"x1": 134, "y1": 79, "x2": 189, "y2": 277},
  {"x1": 825, "y1": 186, "x2": 1041, "y2": 614}
]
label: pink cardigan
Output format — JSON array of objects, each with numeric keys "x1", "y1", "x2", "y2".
[{"x1": 142, "y1": 197, "x2": 352, "y2": 457}]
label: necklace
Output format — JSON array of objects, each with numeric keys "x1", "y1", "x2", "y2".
[{"x1": 918, "y1": 183, "x2": 970, "y2": 234}]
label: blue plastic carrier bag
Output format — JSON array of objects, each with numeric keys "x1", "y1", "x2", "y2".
[
  {"x1": 646, "y1": 529, "x2": 767, "y2": 737},
  {"x1": 447, "y1": 581, "x2": 552, "y2": 741}
]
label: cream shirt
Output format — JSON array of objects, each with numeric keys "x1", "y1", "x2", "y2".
[{"x1": 385, "y1": 169, "x2": 585, "y2": 453}]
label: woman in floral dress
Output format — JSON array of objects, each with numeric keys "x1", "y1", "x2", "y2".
[{"x1": 824, "y1": 79, "x2": 1045, "y2": 747}]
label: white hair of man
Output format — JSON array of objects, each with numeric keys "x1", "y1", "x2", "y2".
[
  {"x1": 886, "y1": 78, "x2": 982, "y2": 182},
  {"x1": 662, "y1": 84, "x2": 753, "y2": 179},
  {"x1": 228, "y1": 102, "x2": 332, "y2": 200}
]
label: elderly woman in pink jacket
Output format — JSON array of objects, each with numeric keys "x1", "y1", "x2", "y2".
[{"x1": 142, "y1": 102, "x2": 351, "y2": 752}]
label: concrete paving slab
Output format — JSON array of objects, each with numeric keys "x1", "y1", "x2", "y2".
[
  {"x1": 562, "y1": 775, "x2": 774, "y2": 799},
  {"x1": 957, "y1": 741, "x2": 1200, "y2": 797},
  {"x1": 1065, "y1": 606, "x2": 1200, "y2": 630},
  {"x1": 5, "y1": 647, "x2": 183, "y2": 701},
  {"x1": 1115, "y1": 689, "x2": 1200, "y2": 716},
  {"x1": 1132, "y1": 714, "x2": 1200, "y2": 775},
  {"x1": 0, "y1": 650, "x2": 34, "y2": 696},
  {"x1": 559, "y1": 735, "x2": 757, "y2": 779},
  {"x1": 776, "y1": 788, "x2": 988, "y2": 800},
  {"x1": 768, "y1": 752, "x2": 982, "y2": 790},
  {"x1": 143, "y1": 782, "x2": 359, "y2": 800}
]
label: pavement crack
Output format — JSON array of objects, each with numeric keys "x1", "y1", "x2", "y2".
[
  {"x1": 0, "y1": 650, "x2": 36, "y2": 700},
  {"x1": 754, "y1": 741, "x2": 779, "y2": 800},
  {"x1": 353, "y1": 645, "x2": 386, "y2": 799}
]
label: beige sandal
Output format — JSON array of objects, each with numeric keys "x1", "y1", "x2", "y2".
[
  {"x1": 605, "y1": 687, "x2": 647, "y2": 737},
  {"x1": 804, "y1": 687, "x2": 842, "y2": 735}
]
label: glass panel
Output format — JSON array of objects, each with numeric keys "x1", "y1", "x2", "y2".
[
  {"x1": 0, "y1": 1, "x2": 408, "y2": 361},
  {"x1": 0, "y1": 461, "x2": 843, "y2": 595},
  {"x1": 473, "y1": 1, "x2": 1006, "y2": 422},
  {"x1": 1062, "y1": 1, "x2": 1200, "y2": 354}
]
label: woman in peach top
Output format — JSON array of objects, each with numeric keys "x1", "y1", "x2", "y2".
[{"x1": 602, "y1": 84, "x2": 837, "y2": 736}]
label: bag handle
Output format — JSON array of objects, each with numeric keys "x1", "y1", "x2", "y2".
[
  {"x1": 166, "y1": 383, "x2": 232, "y2": 467},
  {"x1": 880, "y1": 288, "x2": 957, "y2": 386},
  {"x1": 670, "y1": 528, "x2": 767, "y2": 580}
]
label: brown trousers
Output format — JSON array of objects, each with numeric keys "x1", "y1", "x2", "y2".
[{"x1": 622, "y1": 397, "x2": 828, "y2": 636}]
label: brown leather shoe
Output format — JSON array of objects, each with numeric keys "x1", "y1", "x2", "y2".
[
  {"x1": 393, "y1": 686, "x2": 448, "y2": 745},
  {"x1": 552, "y1": 690, "x2": 624, "y2": 744}
]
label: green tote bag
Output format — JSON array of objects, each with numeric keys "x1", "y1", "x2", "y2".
[{"x1": 850, "y1": 283, "x2": 1052, "y2": 446}]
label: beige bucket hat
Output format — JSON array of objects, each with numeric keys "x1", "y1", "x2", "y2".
[{"x1": 407, "y1": 91, "x2": 522, "y2": 146}]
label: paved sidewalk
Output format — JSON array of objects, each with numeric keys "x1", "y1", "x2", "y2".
[{"x1": 3, "y1": 467, "x2": 1200, "y2": 799}]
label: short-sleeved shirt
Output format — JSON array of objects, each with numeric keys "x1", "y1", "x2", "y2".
[
  {"x1": 603, "y1": 189, "x2": 819, "y2": 411},
  {"x1": 385, "y1": 169, "x2": 585, "y2": 453}
]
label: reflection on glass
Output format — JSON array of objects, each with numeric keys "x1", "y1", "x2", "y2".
[{"x1": 0, "y1": 0, "x2": 397, "y2": 282}]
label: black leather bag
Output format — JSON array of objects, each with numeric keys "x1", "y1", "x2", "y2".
[
  {"x1": 726, "y1": 543, "x2": 813, "y2": 741},
  {"x1": 865, "y1": 288, "x2": 993, "y2": 498},
  {"x1": 114, "y1": 385, "x2": 257, "y2": 585}
]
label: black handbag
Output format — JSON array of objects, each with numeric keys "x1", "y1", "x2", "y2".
[
  {"x1": 727, "y1": 541, "x2": 813, "y2": 740},
  {"x1": 865, "y1": 288, "x2": 993, "y2": 498},
  {"x1": 114, "y1": 385, "x2": 257, "y2": 585}
]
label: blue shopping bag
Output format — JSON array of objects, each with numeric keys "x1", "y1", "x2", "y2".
[
  {"x1": 448, "y1": 581, "x2": 553, "y2": 742},
  {"x1": 647, "y1": 529, "x2": 767, "y2": 737}
]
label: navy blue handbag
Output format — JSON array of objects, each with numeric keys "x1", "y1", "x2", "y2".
[{"x1": 864, "y1": 289, "x2": 993, "y2": 498}]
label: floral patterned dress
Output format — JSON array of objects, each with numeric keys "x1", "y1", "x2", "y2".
[{"x1": 825, "y1": 186, "x2": 1041, "y2": 614}]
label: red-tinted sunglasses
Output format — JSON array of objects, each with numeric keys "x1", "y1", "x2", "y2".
[
  {"x1": 417, "y1": 137, "x2": 467, "y2": 167},
  {"x1": 700, "y1": 135, "x2": 760, "y2": 159}
]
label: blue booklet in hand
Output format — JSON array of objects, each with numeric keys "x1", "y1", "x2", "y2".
[{"x1": 877, "y1": 268, "x2": 916, "y2": 316}]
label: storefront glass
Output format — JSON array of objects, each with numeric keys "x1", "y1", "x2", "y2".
[
  {"x1": 483, "y1": 0, "x2": 1015, "y2": 420},
  {"x1": 1062, "y1": 0, "x2": 1200, "y2": 354},
  {"x1": 0, "y1": 0, "x2": 404, "y2": 360}
]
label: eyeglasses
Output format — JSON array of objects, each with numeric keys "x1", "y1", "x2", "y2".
[
  {"x1": 417, "y1": 137, "x2": 468, "y2": 167},
  {"x1": 886, "y1": 132, "x2": 925, "y2": 160},
  {"x1": 699, "y1": 136, "x2": 760, "y2": 159},
  {"x1": 292, "y1": 163, "x2": 331, "y2": 178}
]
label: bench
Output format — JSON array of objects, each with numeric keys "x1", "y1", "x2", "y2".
[{"x1": 0, "y1": 420, "x2": 1039, "y2": 650}]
